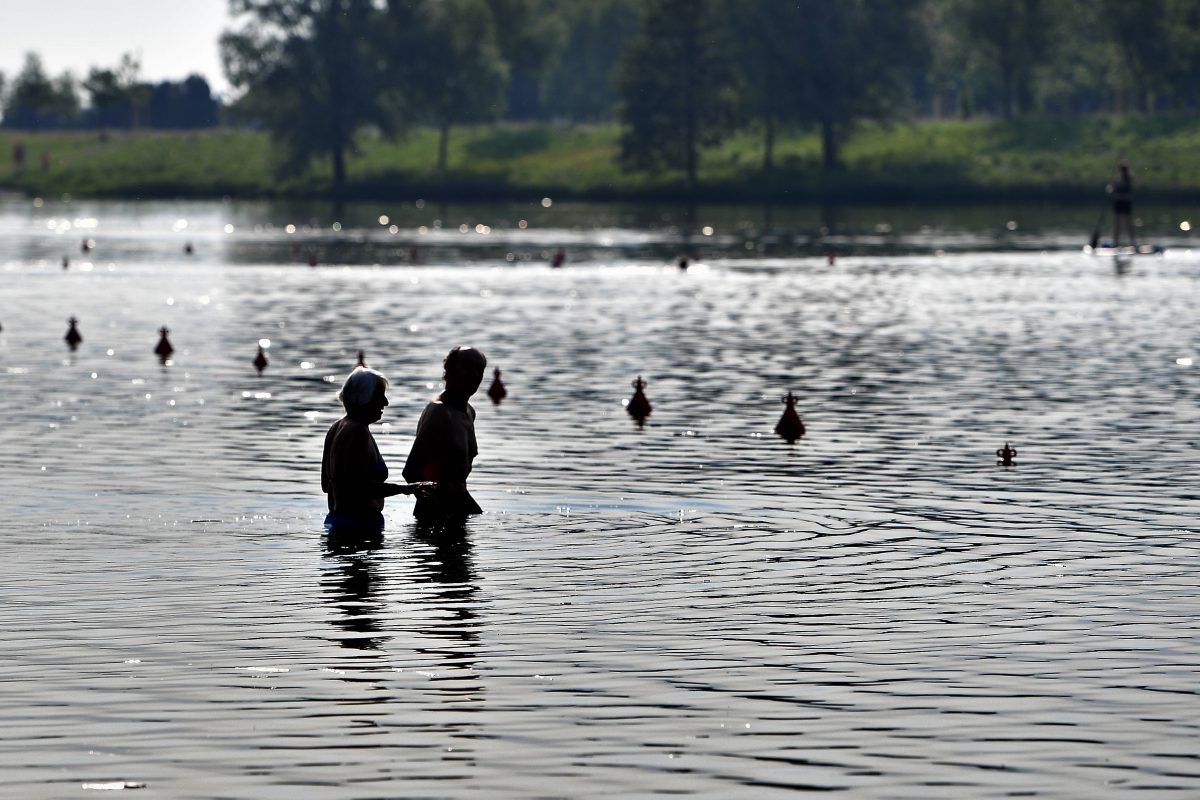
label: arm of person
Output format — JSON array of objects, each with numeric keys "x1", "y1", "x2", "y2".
[{"x1": 369, "y1": 481, "x2": 437, "y2": 498}]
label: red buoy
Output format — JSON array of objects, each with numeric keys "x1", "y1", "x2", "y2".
[
  {"x1": 775, "y1": 391, "x2": 805, "y2": 443},
  {"x1": 487, "y1": 367, "x2": 507, "y2": 405},
  {"x1": 64, "y1": 317, "x2": 82, "y2": 350},
  {"x1": 627, "y1": 376, "x2": 652, "y2": 427},
  {"x1": 155, "y1": 326, "x2": 174, "y2": 363}
]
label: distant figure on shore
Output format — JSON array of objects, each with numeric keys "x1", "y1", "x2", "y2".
[
  {"x1": 1107, "y1": 159, "x2": 1136, "y2": 248},
  {"x1": 64, "y1": 317, "x2": 82, "y2": 350},
  {"x1": 551, "y1": 248, "x2": 566, "y2": 268},
  {"x1": 39, "y1": 151, "x2": 50, "y2": 172},
  {"x1": 12, "y1": 141, "x2": 25, "y2": 170},
  {"x1": 403, "y1": 346, "x2": 487, "y2": 523},
  {"x1": 323, "y1": 367, "x2": 434, "y2": 534}
]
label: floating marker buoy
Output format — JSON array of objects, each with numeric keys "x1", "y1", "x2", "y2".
[
  {"x1": 487, "y1": 367, "x2": 507, "y2": 405},
  {"x1": 551, "y1": 248, "x2": 566, "y2": 268},
  {"x1": 356, "y1": 350, "x2": 367, "y2": 368},
  {"x1": 775, "y1": 391, "x2": 806, "y2": 443},
  {"x1": 155, "y1": 326, "x2": 174, "y2": 362},
  {"x1": 62, "y1": 256, "x2": 69, "y2": 270},
  {"x1": 627, "y1": 375, "x2": 652, "y2": 427},
  {"x1": 307, "y1": 253, "x2": 318, "y2": 267},
  {"x1": 64, "y1": 316, "x2": 82, "y2": 349},
  {"x1": 184, "y1": 242, "x2": 194, "y2": 255},
  {"x1": 997, "y1": 442, "x2": 1017, "y2": 466},
  {"x1": 81, "y1": 238, "x2": 93, "y2": 254},
  {"x1": 678, "y1": 257, "x2": 689, "y2": 270},
  {"x1": 253, "y1": 345, "x2": 268, "y2": 375}
]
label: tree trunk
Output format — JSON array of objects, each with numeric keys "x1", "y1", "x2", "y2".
[
  {"x1": 1000, "y1": 56, "x2": 1015, "y2": 120},
  {"x1": 331, "y1": 143, "x2": 347, "y2": 203},
  {"x1": 683, "y1": 16, "x2": 698, "y2": 190},
  {"x1": 762, "y1": 112, "x2": 776, "y2": 174},
  {"x1": 820, "y1": 117, "x2": 839, "y2": 172},
  {"x1": 437, "y1": 120, "x2": 450, "y2": 172}
]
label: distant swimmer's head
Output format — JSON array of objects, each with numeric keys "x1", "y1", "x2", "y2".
[
  {"x1": 443, "y1": 346, "x2": 487, "y2": 399},
  {"x1": 339, "y1": 366, "x2": 389, "y2": 422}
]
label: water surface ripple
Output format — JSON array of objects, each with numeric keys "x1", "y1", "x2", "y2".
[{"x1": 1, "y1": 201, "x2": 1198, "y2": 798}]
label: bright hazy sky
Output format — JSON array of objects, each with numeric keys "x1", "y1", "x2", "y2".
[{"x1": 0, "y1": 0, "x2": 232, "y2": 95}]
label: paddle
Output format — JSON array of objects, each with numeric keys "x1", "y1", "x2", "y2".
[
  {"x1": 1089, "y1": 158, "x2": 1122, "y2": 249},
  {"x1": 1088, "y1": 205, "x2": 1108, "y2": 250}
]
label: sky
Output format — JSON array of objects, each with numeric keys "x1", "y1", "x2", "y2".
[{"x1": 0, "y1": 0, "x2": 232, "y2": 96}]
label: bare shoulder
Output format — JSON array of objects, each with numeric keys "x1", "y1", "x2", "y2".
[{"x1": 328, "y1": 417, "x2": 369, "y2": 445}]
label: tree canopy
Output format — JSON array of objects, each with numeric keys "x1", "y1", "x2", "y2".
[{"x1": 222, "y1": 0, "x2": 397, "y2": 199}]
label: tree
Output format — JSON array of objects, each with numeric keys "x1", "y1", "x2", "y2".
[
  {"x1": 733, "y1": 0, "x2": 925, "y2": 171},
  {"x1": 221, "y1": 0, "x2": 396, "y2": 200},
  {"x1": 147, "y1": 76, "x2": 221, "y2": 129},
  {"x1": 948, "y1": 0, "x2": 1059, "y2": 118},
  {"x1": 616, "y1": 0, "x2": 740, "y2": 188},
  {"x1": 539, "y1": 0, "x2": 640, "y2": 122},
  {"x1": 83, "y1": 54, "x2": 142, "y2": 128},
  {"x1": 392, "y1": 0, "x2": 508, "y2": 171},
  {"x1": 484, "y1": 0, "x2": 566, "y2": 119},
  {"x1": 2, "y1": 53, "x2": 79, "y2": 129}
]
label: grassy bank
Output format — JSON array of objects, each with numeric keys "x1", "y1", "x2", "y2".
[{"x1": 3, "y1": 117, "x2": 1200, "y2": 204}]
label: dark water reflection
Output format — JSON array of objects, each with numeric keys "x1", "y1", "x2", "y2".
[{"x1": 1, "y1": 199, "x2": 1199, "y2": 797}]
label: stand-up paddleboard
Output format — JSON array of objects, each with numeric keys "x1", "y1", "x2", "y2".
[{"x1": 1083, "y1": 243, "x2": 1165, "y2": 257}]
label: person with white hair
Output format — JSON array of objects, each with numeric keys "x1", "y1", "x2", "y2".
[
  {"x1": 322, "y1": 367, "x2": 433, "y2": 533},
  {"x1": 403, "y1": 346, "x2": 487, "y2": 522}
]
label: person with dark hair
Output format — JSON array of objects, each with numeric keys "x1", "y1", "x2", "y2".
[
  {"x1": 1107, "y1": 159, "x2": 1136, "y2": 249},
  {"x1": 322, "y1": 367, "x2": 433, "y2": 533},
  {"x1": 403, "y1": 346, "x2": 488, "y2": 522}
]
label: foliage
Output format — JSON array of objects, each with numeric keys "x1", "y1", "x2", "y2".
[
  {"x1": 484, "y1": 0, "x2": 566, "y2": 119},
  {"x1": 616, "y1": 0, "x2": 740, "y2": 187},
  {"x1": 539, "y1": 0, "x2": 641, "y2": 121},
  {"x1": 2, "y1": 54, "x2": 80, "y2": 130},
  {"x1": 221, "y1": 0, "x2": 397, "y2": 199},
  {"x1": 389, "y1": 0, "x2": 509, "y2": 170},
  {"x1": 734, "y1": 0, "x2": 927, "y2": 171}
]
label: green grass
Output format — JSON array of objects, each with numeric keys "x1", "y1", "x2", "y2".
[{"x1": 3, "y1": 117, "x2": 1200, "y2": 203}]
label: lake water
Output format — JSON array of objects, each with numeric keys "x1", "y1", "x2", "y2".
[{"x1": 1, "y1": 197, "x2": 1199, "y2": 798}]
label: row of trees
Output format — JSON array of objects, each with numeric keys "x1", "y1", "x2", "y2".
[
  {"x1": 219, "y1": 0, "x2": 1200, "y2": 196},
  {"x1": 5, "y1": 0, "x2": 1199, "y2": 193},
  {"x1": 0, "y1": 53, "x2": 220, "y2": 131}
]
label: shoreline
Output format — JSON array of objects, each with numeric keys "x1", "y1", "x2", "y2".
[{"x1": 4, "y1": 118, "x2": 1200, "y2": 207}]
